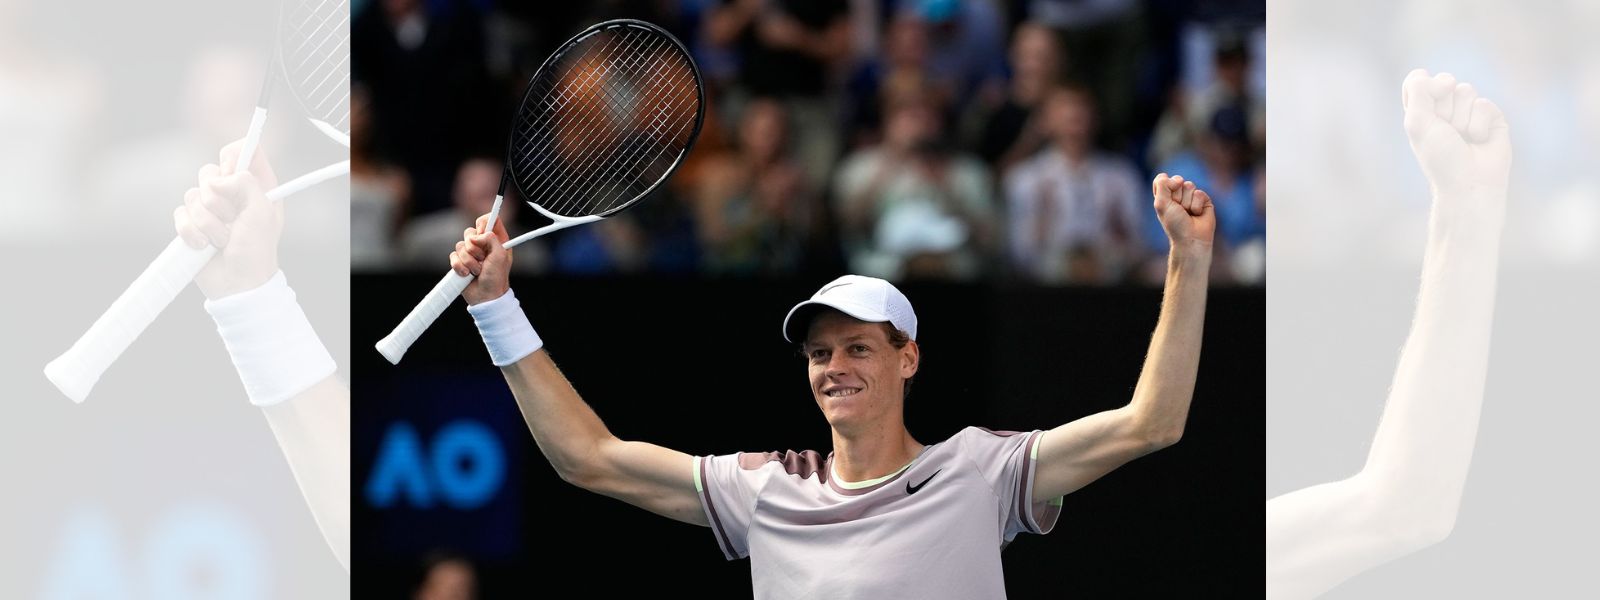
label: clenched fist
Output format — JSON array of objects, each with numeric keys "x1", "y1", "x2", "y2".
[
  {"x1": 1401, "y1": 69, "x2": 1511, "y2": 202},
  {"x1": 175, "y1": 139, "x2": 282, "y2": 300},
  {"x1": 451, "y1": 214, "x2": 513, "y2": 306},
  {"x1": 1152, "y1": 173, "x2": 1216, "y2": 253}
]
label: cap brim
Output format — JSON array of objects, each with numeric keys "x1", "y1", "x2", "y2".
[{"x1": 782, "y1": 299, "x2": 891, "y2": 343}]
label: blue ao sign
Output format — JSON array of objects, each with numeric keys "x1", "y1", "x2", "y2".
[
  {"x1": 357, "y1": 374, "x2": 523, "y2": 559},
  {"x1": 366, "y1": 419, "x2": 505, "y2": 509}
]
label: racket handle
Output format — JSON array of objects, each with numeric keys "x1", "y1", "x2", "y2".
[
  {"x1": 374, "y1": 270, "x2": 475, "y2": 365},
  {"x1": 45, "y1": 237, "x2": 216, "y2": 403}
]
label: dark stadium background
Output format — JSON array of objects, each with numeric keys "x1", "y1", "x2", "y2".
[{"x1": 354, "y1": 275, "x2": 1262, "y2": 596}]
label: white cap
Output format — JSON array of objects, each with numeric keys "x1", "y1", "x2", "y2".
[{"x1": 782, "y1": 275, "x2": 918, "y2": 343}]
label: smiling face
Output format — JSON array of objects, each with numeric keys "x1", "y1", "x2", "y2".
[{"x1": 802, "y1": 310, "x2": 919, "y2": 436}]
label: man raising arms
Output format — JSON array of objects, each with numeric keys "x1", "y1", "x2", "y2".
[{"x1": 447, "y1": 174, "x2": 1213, "y2": 598}]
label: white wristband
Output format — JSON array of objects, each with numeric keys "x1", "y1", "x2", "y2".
[
  {"x1": 203, "y1": 271, "x2": 337, "y2": 407},
  {"x1": 466, "y1": 289, "x2": 542, "y2": 367}
]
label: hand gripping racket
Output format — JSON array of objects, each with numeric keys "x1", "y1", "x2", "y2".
[
  {"x1": 45, "y1": 0, "x2": 351, "y2": 402},
  {"x1": 375, "y1": 19, "x2": 705, "y2": 364}
]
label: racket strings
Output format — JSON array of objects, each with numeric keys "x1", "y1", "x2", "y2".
[
  {"x1": 518, "y1": 29, "x2": 638, "y2": 136},
  {"x1": 574, "y1": 51, "x2": 699, "y2": 215},
  {"x1": 510, "y1": 30, "x2": 662, "y2": 206},
  {"x1": 506, "y1": 25, "x2": 701, "y2": 218},
  {"x1": 552, "y1": 57, "x2": 695, "y2": 216},
  {"x1": 545, "y1": 42, "x2": 692, "y2": 216},
  {"x1": 281, "y1": 0, "x2": 352, "y2": 132},
  {"x1": 530, "y1": 45, "x2": 693, "y2": 218},
  {"x1": 530, "y1": 37, "x2": 682, "y2": 214},
  {"x1": 509, "y1": 30, "x2": 655, "y2": 199}
]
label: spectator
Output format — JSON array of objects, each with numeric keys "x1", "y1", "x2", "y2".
[
  {"x1": 695, "y1": 98, "x2": 819, "y2": 275},
  {"x1": 843, "y1": 14, "x2": 932, "y2": 148},
  {"x1": 896, "y1": 0, "x2": 1007, "y2": 114},
  {"x1": 352, "y1": 3, "x2": 1265, "y2": 287},
  {"x1": 550, "y1": 217, "x2": 649, "y2": 275},
  {"x1": 398, "y1": 157, "x2": 549, "y2": 273},
  {"x1": 1003, "y1": 85, "x2": 1146, "y2": 285},
  {"x1": 834, "y1": 92, "x2": 997, "y2": 281},
  {"x1": 92, "y1": 46, "x2": 252, "y2": 245},
  {"x1": 1146, "y1": 103, "x2": 1264, "y2": 281},
  {"x1": 705, "y1": 0, "x2": 853, "y2": 99},
  {"x1": 966, "y1": 20, "x2": 1063, "y2": 173},
  {"x1": 1027, "y1": 0, "x2": 1144, "y2": 149},
  {"x1": 704, "y1": 0, "x2": 853, "y2": 188},
  {"x1": 413, "y1": 550, "x2": 475, "y2": 600},
  {"x1": 1148, "y1": 30, "x2": 1264, "y2": 170},
  {"x1": 351, "y1": 84, "x2": 410, "y2": 271},
  {"x1": 353, "y1": 0, "x2": 497, "y2": 216}
]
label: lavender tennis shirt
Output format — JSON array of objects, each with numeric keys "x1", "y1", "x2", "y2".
[{"x1": 695, "y1": 427, "x2": 1063, "y2": 599}]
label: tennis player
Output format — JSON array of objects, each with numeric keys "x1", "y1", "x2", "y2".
[{"x1": 451, "y1": 173, "x2": 1213, "y2": 598}]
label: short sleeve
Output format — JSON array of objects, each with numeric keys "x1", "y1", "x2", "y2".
[
  {"x1": 958, "y1": 427, "x2": 1063, "y2": 541},
  {"x1": 695, "y1": 454, "x2": 763, "y2": 560}
]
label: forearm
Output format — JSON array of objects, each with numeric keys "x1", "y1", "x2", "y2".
[
  {"x1": 1127, "y1": 245, "x2": 1212, "y2": 443},
  {"x1": 1267, "y1": 475, "x2": 1410, "y2": 599},
  {"x1": 262, "y1": 377, "x2": 350, "y2": 570},
  {"x1": 1360, "y1": 188, "x2": 1504, "y2": 516},
  {"x1": 1268, "y1": 226, "x2": 1504, "y2": 593},
  {"x1": 502, "y1": 349, "x2": 618, "y2": 484},
  {"x1": 202, "y1": 270, "x2": 347, "y2": 568},
  {"x1": 1266, "y1": 191, "x2": 1505, "y2": 598}
]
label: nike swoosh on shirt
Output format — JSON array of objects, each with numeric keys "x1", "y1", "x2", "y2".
[{"x1": 906, "y1": 469, "x2": 941, "y2": 495}]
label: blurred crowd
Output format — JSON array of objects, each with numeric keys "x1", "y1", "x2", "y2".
[{"x1": 351, "y1": 0, "x2": 1265, "y2": 285}]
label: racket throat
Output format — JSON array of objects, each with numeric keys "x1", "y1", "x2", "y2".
[
  {"x1": 485, "y1": 194, "x2": 505, "y2": 232},
  {"x1": 237, "y1": 105, "x2": 269, "y2": 173},
  {"x1": 507, "y1": 205, "x2": 603, "y2": 250}
]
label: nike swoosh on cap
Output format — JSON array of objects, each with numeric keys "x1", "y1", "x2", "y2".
[{"x1": 818, "y1": 281, "x2": 855, "y2": 295}]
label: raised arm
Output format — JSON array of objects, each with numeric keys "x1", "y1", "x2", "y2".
[
  {"x1": 1031, "y1": 173, "x2": 1213, "y2": 502},
  {"x1": 452, "y1": 217, "x2": 706, "y2": 526},
  {"x1": 1265, "y1": 70, "x2": 1509, "y2": 599},
  {"x1": 180, "y1": 141, "x2": 350, "y2": 570}
]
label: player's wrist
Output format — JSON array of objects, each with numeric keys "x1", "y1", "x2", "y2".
[
  {"x1": 1167, "y1": 242, "x2": 1213, "y2": 276},
  {"x1": 1429, "y1": 178, "x2": 1506, "y2": 200},
  {"x1": 1427, "y1": 185, "x2": 1508, "y2": 237},
  {"x1": 467, "y1": 288, "x2": 542, "y2": 367},
  {"x1": 198, "y1": 254, "x2": 280, "y2": 300},
  {"x1": 464, "y1": 280, "x2": 510, "y2": 306},
  {"x1": 1168, "y1": 237, "x2": 1213, "y2": 262},
  {"x1": 204, "y1": 270, "x2": 336, "y2": 406}
]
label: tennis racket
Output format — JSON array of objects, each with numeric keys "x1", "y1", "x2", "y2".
[
  {"x1": 375, "y1": 19, "x2": 704, "y2": 364},
  {"x1": 45, "y1": 0, "x2": 351, "y2": 403}
]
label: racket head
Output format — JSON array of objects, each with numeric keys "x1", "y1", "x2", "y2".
[
  {"x1": 506, "y1": 19, "x2": 705, "y2": 220},
  {"x1": 277, "y1": 0, "x2": 352, "y2": 142}
]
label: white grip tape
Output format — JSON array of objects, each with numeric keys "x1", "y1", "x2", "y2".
[
  {"x1": 374, "y1": 270, "x2": 474, "y2": 364},
  {"x1": 235, "y1": 106, "x2": 268, "y2": 173},
  {"x1": 374, "y1": 206, "x2": 606, "y2": 365},
  {"x1": 45, "y1": 161, "x2": 346, "y2": 403},
  {"x1": 484, "y1": 194, "x2": 504, "y2": 231},
  {"x1": 45, "y1": 238, "x2": 216, "y2": 403}
]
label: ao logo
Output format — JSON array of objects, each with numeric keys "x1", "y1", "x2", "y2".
[
  {"x1": 39, "y1": 501, "x2": 267, "y2": 600},
  {"x1": 365, "y1": 419, "x2": 505, "y2": 509}
]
